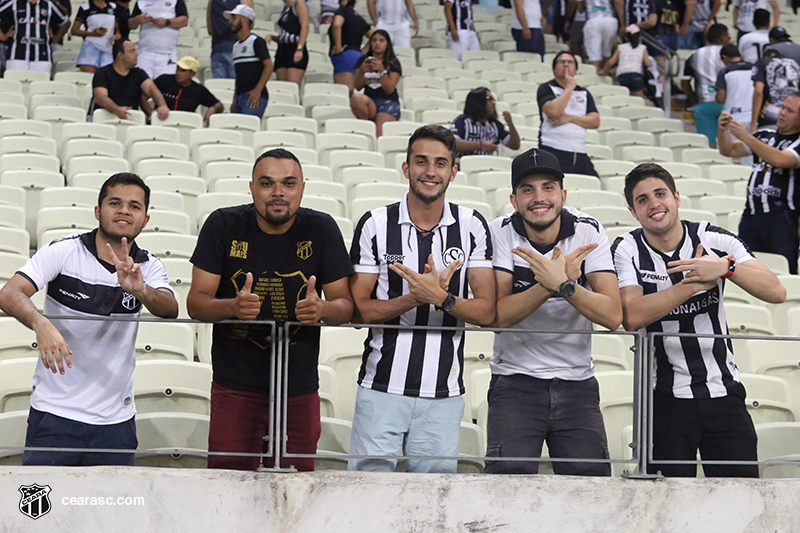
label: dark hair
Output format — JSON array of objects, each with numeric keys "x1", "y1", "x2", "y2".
[
  {"x1": 624, "y1": 163, "x2": 677, "y2": 207},
  {"x1": 706, "y1": 23, "x2": 729, "y2": 44},
  {"x1": 406, "y1": 124, "x2": 456, "y2": 166},
  {"x1": 551, "y1": 50, "x2": 578, "y2": 70},
  {"x1": 366, "y1": 30, "x2": 398, "y2": 70},
  {"x1": 98, "y1": 172, "x2": 150, "y2": 211},
  {"x1": 253, "y1": 148, "x2": 303, "y2": 174},
  {"x1": 720, "y1": 43, "x2": 741, "y2": 59},
  {"x1": 112, "y1": 38, "x2": 130, "y2": 61},
  {"x1": 463, "y1": 86, "x2": 491, "y2": 121},
  {"x1": 341, "y1": 0, "x2": 356, "y2": 7},
  {"x1": 626, "y1": 31, "x2": 641, "y2": 48},
  {"x1": 753, "y1": 8, "x2": 770, "y2": 28}
]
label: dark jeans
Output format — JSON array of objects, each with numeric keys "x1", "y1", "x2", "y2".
[
  {"x1": 738, "y1": 210, "x2": 799, "y2": 274},
  {"x1": 23, "y1": 407, "x2": 137, "y2": 466},
  {"x1": 511, "y1": 28, "x2": 545, "y2": 58},
  {"x1": 541, "y1": 144, "x2": 599, "y2": 177},
  {"x1": 485, "y1": 374, "x2": 611, "y2": 476},
  {"x1": 649, "y1": 391, "x2": 759, "y2": 478}
]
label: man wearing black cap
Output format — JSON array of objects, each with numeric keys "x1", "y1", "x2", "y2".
[
  {"x1": 484, "y1": 147, "x2": 622, "y2": 476},
  {"x1": 751, "y1": 25, "x2": 800, "y2": 130}
]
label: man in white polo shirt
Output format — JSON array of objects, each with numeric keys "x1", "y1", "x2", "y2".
[
  {"x1": 129, "y1": 0, "x2": 189, "y2": 79},
  {"x1": 0, "y1": 173, "x2": 178, "y2": 466},
  {"x1": 485, "y1": 147, "x2": 622, "y2": 475},
  {"x1": 367, "y1": 0, "x2": 418, "y2": 49}
]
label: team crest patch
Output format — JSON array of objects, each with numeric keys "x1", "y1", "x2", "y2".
[
  {"x1": 230, "y1": 240, "x2": 248, "y2": 259},
  {"x1": 296, "y1": 241, "x2": 312, "y2": 260},
  {"x1": 19, "y1": 484, "x2": 51, "y2": 520},
  {"x1": 121, "y1": 292, "x2": 137, "y2": 310},
  {"x1": 442, "y1": 247, "x2": 465, "y2": 267}
]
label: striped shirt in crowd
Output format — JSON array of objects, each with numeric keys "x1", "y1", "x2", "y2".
[
  {"x1": 744, "y1": 128, "x2": 800, "y2": 215},
  {"x1": 450, "y1": 114, "x2": 511, "y2": 158},
  {"x1": 446, "y1": 0, "x2": 474, "y2": 32},
  {"x1": 0, "y1": 0, "x2": 69, "y2": 63},
  {"x1": 350, "y1": 193, "x2": 493, "y2": 398}
]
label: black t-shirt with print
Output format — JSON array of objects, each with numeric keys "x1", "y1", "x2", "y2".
[
  {"x1": 155, "y1": 74, "x2": 220, "y2": 112},
  {"x1": 354, "y1": 55, "x2": 401, "y2": 100},
  {"x1": 190, "y1": 204, "x2": 354, "y2": 397}
]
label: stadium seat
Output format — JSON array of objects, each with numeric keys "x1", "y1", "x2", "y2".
[
  {"x1": 585, "y1": 144, "x2": 614, "y2": 160},
  {"x1": 600, "y1": 95, "x2": 646, "y2": 109},
  {"x1": 208, "y1": 114, "x2": 261, "y2": 146},
  {"x1": 316, "y1": 416, "x2": 352, "y2": 470},
  {"x1": 0, "y1": 136, "x2": 56, "y2": 158},
  {"x1": 311, "y1": 104, "x2": 357, "y2": 127},
  {"x1": 302, "y1": 196, "x2": 343, "y2": 216},
  {"x1": 407, "y1": 98, "x2": 457, "y2": 122},
  {"x1": 0, "y1": 226, "x2": 30, "y2": 256},
  {"x1": 265, "y1": 116, "x2": 318, "y2": 148},
  {"x1": 707, "y1": 164, "x2": 751, "y2": 194},
  {"x1": 0, "y1": 252, "x2": 27, "y2": 283},
  {"x1": 681, "y1": 149, "x2": 733, "y2": 178},
  {"x1": 252, "y1": 131, "x2": 307, "y2": 153},
  {"x1": 581, "y1": 206, "x2": 637, "y2": 227},
  {"x1": 129, "y1": 141, "x2": 190, "y2": 170},
  {"x1": 92, "y1": 108, "x2": 147, "y2": 143},
  {"x1": 0, "y1": 356, "x2": 36, "y2": 413},
  {"x1": 316, "y1": 133, "x2": 372, "y2": 167},
  {"x1": 135, "y1": 412, "x2": 209, "y2": 468},
  {"x1": 188, "y1": 128, "x2": 244, "y2": 160},
  {"x1": 593, "y1": 160, "x2": 636, "y2": 178},
  {"x1": 660, "y1": 133, "x2": 710, "y2": 161},
  {"x1": 421, "y1": 108, "x2": 460, "y2": 125},
  {"x1": 739, "y1": 373, "x2": 798, "y2": 425},
  {"x1": 261, "y1": 103, "x2": 305, "y2": 120},
  {"x1": 753, "y1": 252, "x2": 791, "y2": 275},
  {"x1": 135, "y1": 233, "x2": 198, "y2": 260},
  {"x1": 0, "y1": 153, "x2": 60, "y2": 175},
  {"x1": 756, "y1": 422, "x2": 800, "y2": 478},
  {"x1": 300, "y1": 164, "x2": 333, "y2": 182},
  {"x1": 770, "y1": 275, "x2": 800, "y2": 335},
  {"x1": 616, "y1": 107, "x2": 667, "y2": 126},
  {"x1": 0, "y1": 170, "x2": 65, "y2": 239},
  {"x1": 0, "y1": 103, "x2": 27, "y2": 120},
  {"x1": 0, "y1": 411, "x2": 27, "y2": 465},
  {"x1": 150, "y1": 190, "x2": 185, "y2": 213},
  {"x1": 595, "y1": 371, "x2": 635, "y2": 467},
  {"x1": 659, "y1": 162, "x2": 704, "y2": 179},
  {"x1": 673, "y1": 178, "x2": 727, "y2": 200},
  {"x1": 136, "y1": 159, "x2": 198, "y2": 179},
  {"x1": 620, "y1": 145, "x2": 674, "y2": 163},
  {"x1": 0, "y1": 119, "x2": 51, "y2": 140},
  {"x1": 145, "y1": 176, "x2": 206, "y2": 222},
  {"x1": 40, "y1": 187, "x2": 96, "y2": 209},
  {"x1": 605, "y1": 130, "x2": 656, "y2": 159},
  {"x1": 696, "y1": 196, "x2": 745, "y2": 217},
  {"x1": 589, "y1": 85, "x2": 629, "y2": 98},
  {"x1": 196, "y1": 145, "x2": 254, "y2": 179},
  {"x1": 203, "y1": 161, "x2": 253, "y2": 187},
  {"x1": 32, "y1": 105, "x2": 86, "y2": 143},
  {"x1": 143, "y1": 209, "x2": 192, "y2": 235},
  {"x1": 329, "y1": 150, "x2": 385, "y2": 182},
  {"x1": 567, "y1": 190, "x2": 626, "y2": 209},
  {"x1": 340, "y1": 167, "x2": 401, "y2": 197},
  {"x1": 305, "y1": 181, "x2": 348, "y2": 214},
  {"x1": 196, "y1": 192, "x2": 251, "y2": 225},
  {"x1": 350, "y1": 197, "x2": 397, "y2": 224},
  {"x1": 459, "y1": 155, "x2": 513, "y2": 185},
  {"x1": 0, "y1": 204, "x2": 29, "y2": 231},
  {"x1": 151, "y1": 111, "x2": 204, "y2": 145},
  {"x1": 133, "y1": 359, "x2": 210, "y2": 416}
]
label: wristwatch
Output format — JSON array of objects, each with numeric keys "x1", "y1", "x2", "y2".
[
  {"x1": 165, "y1": 18, "x2": 171, "y2": 26},
  {"x1": 723, "y1": 258, "x2": 736, "y2": 279},
  {"x1": 557, "y1": 279, "x2": 576, "y2": 298},
  {"x1": 438, "y1": 292, "x2": 456, "y2": 312}
]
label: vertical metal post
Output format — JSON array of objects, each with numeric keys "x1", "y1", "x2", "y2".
[{"x1": 272, "y1": 325, "x2": 282, "y2": 469}]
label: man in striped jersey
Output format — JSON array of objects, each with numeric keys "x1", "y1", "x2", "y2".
[
  {"x1": 450, "y1": 87, "x2": 521, "y2": 161},
  {"x1": 718, "y1": 94, "x2": 800, "y2": 274},
  {"x1": 0, "y1": 0, "x2": 70, "y2": 72},
  {"x1": 444, "y1": 0, "x2": 479, "y2": 60},
  {"x1": 613, "y1": 163, "x2": 785, "y2": 477},
  {"x1": 485, "y1": 148, "x2": 622, "y2": 475},
  {"x1": 348, "y1": 125, "x2": 496, "y2": 473}
]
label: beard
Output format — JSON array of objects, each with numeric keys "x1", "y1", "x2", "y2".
[
  {"x1": 521, "y1": 203, "x2": 562, "y2": 232},
  {"x1": 410, "y1": 178, "x2": 449, "y2": 205},
  {"x1": 97, "y1": 215, "x2": 140, "y2": 243},
  {"x1": 257, "y1": 200, "x2": 296, "y2": 226}
]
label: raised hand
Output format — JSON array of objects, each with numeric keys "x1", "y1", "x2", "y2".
[
  {"x1": 33, "y1": 318, "x2": 72, "y2": 375},
  {"x1": 233, "y1": 272, "x2": 261, "y2": 320},
  {"x1": 563, "y1": 243, "x2": 598, "y2": 280},
  {"x1": 389, "y1": 254, "x2": 447, "y2": 306},
  {"x1": 666, "y1": 243, "x2": 725, "y2": 289},
  {"x1": 513, "y1": 246, "x2": 568, "y2": 293},
  {"x1": 296, "y1": 275, "x2": 324, "y2": 324},
  {"x1": 107, "y1": 237, "x2": 144, "y2": 294}
]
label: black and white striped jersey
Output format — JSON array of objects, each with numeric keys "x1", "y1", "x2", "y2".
[
  {"x1": 611, "y1": 221, "x2": 755, "y2": 399},
  {"x1": 0, "y1": 0, "x2": 69, "y2": 62},
  {"x1": 450, "y1": 114, "x2": 511, "y2": 158},
  {"x1": 743, "y1": 128, "x2": 800, "y2": 215},
  {"x1": 16, "y1": 230, "x2": 172, "y2": 423},
  {"x1": 350, "y1": 193, "x2": 493, "y2": 398},
  {"x1": 445, "y1": 0, "x2": 474, "y2": 32}
]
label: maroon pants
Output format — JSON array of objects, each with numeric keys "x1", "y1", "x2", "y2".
[{"x1": 207, "y1": 382, "x2": 321, "y2": 471}]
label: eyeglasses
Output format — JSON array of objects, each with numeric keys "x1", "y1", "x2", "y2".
[
  {"x1": 556, "y1": 60, "x2": 576, "y2": 66},
  {"x1": 486, "y1": 96, "x2": 496, "y2": 101}
]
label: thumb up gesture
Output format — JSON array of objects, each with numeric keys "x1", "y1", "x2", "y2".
[
  {"x1": 233, "y1": 272, "x2": 261, "y2": 320},
  {"x1": 296, "y1": 275, "x2": 325, "y2": 324}
]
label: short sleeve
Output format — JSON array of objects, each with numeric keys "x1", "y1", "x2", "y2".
[
  {"x1": 75, "y1": 5, "x2": 88, "y2": 23},
  {"x1": 715, "y1": 69, "x2": 727, "y2": 92},
  {"x1": 350, "y1": 211, "x2": 380, "y2": 274},
  {"x1": 154, "y1": 74, "x2": 168, "y2": 92},
  {"x1": 142, "y1": 255, "x2": 173, "y2": 293},
  {"x1": 585, "y1": 89, "x2": 598, "y2": 114},
  {"x1": 647, "y1": 0, "x2": 655, "y2": 13},
  {"x1": 466, "y1": 210, "x2": 493, "y2": 268},
  {"x1": 450, "y1": 115, "x2": 466, "y2": 139},
  {"x1": 198, "y1": 84, "x2": 220, "y2": 107},
  {"x1": 355, "y1": 12, "x2": 370, "y2": 35},
  {"x1": 316, "y1": 213, "x2": 355, "y2": 285},
  {"x1": 682, "y1": 53, "x2": 695, "y2": 80},
  {"x1": 611, "y1": 235, "x2": 640, "y2": 289},
  {"x1": 49, "y1": 0, "x2": 69, "y2": 24},
  {"x1": 0, "y1": 0, "x2": 14, "y2": 18},
  {"x1": 489, "y1": 217, "x2": 514, "y2": 274},
  {"x1": 354, "y1": 54, "x2": 366, "y2": 70},
  {"x1": 134, "y1": 67, "x2": 150, "y2": 84},
  {"x1": 496, "y1": 120, "x2": 511, "y2": 146},
  {"x1": 189, "y1": 209, "x2": 228, "y2": 275},
  {"x1": 17, "y1": 239, "x2": 72, "y2": 292},
  {"x1": 131, "y1": 2, "x2": 141, "y2": 16},
  {"x1": 92, "y1": 67, "x2": 110, "y2": 89},
  {"x1": 537, "y1": 82, "x2": 556, "y2": 109},
  {"x1": 390, "y1": 59, "x2": 402, "y2": 76},
  {"x1": 583, "y1": 222, "x2": 615, "y2": 274},
  {"x1": 254, "y1": 37, "x2": 271, "y2": 60},
  {"x1": 703, "y1": 224, "x2": 756, "y2": 264},
  {"x1": 174, "y1": 0, "x2": 187, "y2": 17}
]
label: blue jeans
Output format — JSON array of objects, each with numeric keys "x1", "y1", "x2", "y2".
[
  {"x1": 232, "y1": 92, "x2": 268, "y2": 118},
  {"x1": 739, "y1": 210, "x2": 799, "y2": 275},
  {"x1": 348, "y1": 386, "x2": 464, "y2": 473},
  {"x1": 211, "y1": 45, "x2": 236, "y2": 79},
  {"x1": 23, "y1": 408, "x2": 137, "y2": 466},
  {"x1": 511, "y1": 28, "x2": 545, "y2": 58},
  {"x1": 485, "y1": 374, "x2": 611, "y2": 475}
]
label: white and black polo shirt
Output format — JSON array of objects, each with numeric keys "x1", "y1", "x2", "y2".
[
  {"x1": 715, "y1": 59, "x2": 754, "y2": 120},
  {"x1": 743, "y1": 128, "x2": 800, "y2": 215},
  {"x1": 350, "y1": 193, "x2": 493, "y2": 398},
  {"x1": 75, "y1": 0, "x2": 118, "y2": 53},
  {"x1": 131, "y1": 0, "x2": 187, "y2": 53},
  {"x1": 0, "y1": 0, "x2": 69, "y2": 63},
  {"x1": 450, "y1": 114, "x2": 511, "y2": 158},
  {"x1": 537, "y1": 79, "x2": 598, "y2": 154},
  {"x1": 233, "y1": 32, "x2": 271, "y2": 97},
  {"x1": 682, "y1": 44, "x2": 724, "y2": 104},
  {"x1": 612, "y1": 221, "x2": 755, "y2": 399},
  {"x1": 17, "y1": 230, "x2": 172, "y2": 424},
  {"x1": 490, "y1": 208, "x2": 615, "y2": 380}
]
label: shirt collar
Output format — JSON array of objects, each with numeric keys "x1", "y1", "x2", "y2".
[
  {"x1": 398, "y1": 192, "x2": 457, "y2": 228},
  {"x1": 80, "y1": 228, "x2": 149, "y2": 274},
  {"x1": 509, "y1": 208, "x2": 576, "y2": 254}
]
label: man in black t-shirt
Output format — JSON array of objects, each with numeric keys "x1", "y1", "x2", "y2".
[
  {"x1": 154, "y1": 56, "x2": 224, "y2": 124},
  {"x1": 187, "y1": 148, "x2": 354, "y2": 472},
  {"x1": 226, "y1": 4, "x2": 273, "y2": 117},
  {"x1": 91, "y1": 39, "x2": 170, "y2": 121}
]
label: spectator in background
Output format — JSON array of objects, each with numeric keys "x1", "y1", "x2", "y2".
[
  {"x1": 617, "y1": 0, "x2": 657, "y2": 32},
  {"x1": 115, "y1": 0, "x2": 130, "y2": 39},
  {"x1": 681, "y1": 23, "x2": 729, "y2": 147},
  {"x1": 49, "y1": 0, "x2": 71, "y2": 52},
  {"x1": 154, "y1": 56, "x2": 224, "y2": 124},
  {"x1": 329, "y1": 0, "x2": 373, "y2": 92},
  {"x1": 71, "y1": 0, "x2": 119, "y2": 74},
  {"x1": 129, "y1": 0, "x2": 189, "y2": 80},
  {"x1": 347, "y1": 125, "x2": 496, "y2": 473},
  {"x1": 733, "y1": 0, "x2": 777, "y2": 41},
  {"x1": 715, "y1": 43, "x2": 754, "y2": 165},
  {"x1": 0, "y1": 19, "x2": 12, "y2": 75},
  {"x1": 485, "y1": 148, "x2": 622, "y2": 476},
  {"x1": 227, "y1": 4, "x2": 272, "y2": 118},
  {"x1": 450, "y1": 87, "x2": 521, "y2": 160},
  {"x1": 207, "y1": 0, "x2": 254, "y2": 79},
  {"x1": 187, "y1": 148, "x2": 354, "y2": 471},
  {"x1": 679, "y1": 0, "x2": 720, "y2": 49},
  {"x1": 646, "y1": 0, "x2": 680, "y2": 68},
  {"x1": 737, "y1": 8, "x2": 770, "y2": 64},
  {"x1": 566, "y1": 0, "x2": 587, "y2": 61},
  {"x1": 272, "y1": 0, "x2": 310, "y2": 86},
  {"x1": 321, "y1": 0, "x2": 338, "y2": 23},
  {"x1": 511, "y1": 0, "x2": 545, "y2": 58},
  {"x1": 538, "y1": 51, "x2": 601, "y2": 177},
  {"x1": 90, "y1": 39, "x2": 170, "y2": 121},
  {"x1": 580, "y1": 0, "x2": 619, "y2": 73},
  {"x1": 719, "y1": 98, "x2": 800, "y2": 274},
  {"x1": 751, "y1": 26, "x2": 800, "y2": 131},
  {"x1": 600, "y1": 24, "x2": 652, "y2": 98},
  {"x1": 445, "y1": 0, "x2": 479, "y2": 60},
  {"x1": 0, "y1": 173, "x2": 178, "y2": 467},
  {"x1": 366, "y1": 0, "x2": 417, "y2": 49},
  {"x1": 0, "y1": 0, "x2": 70, "y2": 73},
  {"x1": 351, "y1": 30, "x2": 401, "y2": 137},
  {"x1": 614, "y1": 163, "x2": 785, "y2": 478}
]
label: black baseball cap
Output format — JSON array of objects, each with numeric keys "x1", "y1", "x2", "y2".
[
  {"x1": 770, "y1": 26, "x2": 790, "y2": 40},
  {"x1": 511, "y1": 148, "x2": 564, "y2": 189}
]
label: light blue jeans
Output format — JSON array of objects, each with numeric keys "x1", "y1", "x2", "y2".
[
  {"x1": 210, "y1": 46, "x2": 236, "y2": 79},
  {"x1": 232, "y1": 92, "x2": 268, "y2": 118},
  {"x1": 347, "y1": 386, "x2": 464, "y2": 473}
]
